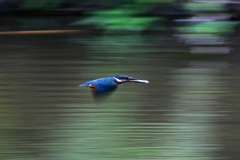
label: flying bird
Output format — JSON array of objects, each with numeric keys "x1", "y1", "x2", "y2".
[{"x1": 79, "y1": 75, "x2": 149, "y2": 101}]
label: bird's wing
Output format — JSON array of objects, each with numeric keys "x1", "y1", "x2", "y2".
[
  {"x1": 80, "y1": 77, "x2": 118, "y2": 102},
  {"x1": 88, "y1": 78, "x2": 117, "y2": 102},
  {"x1": 91, "y1": 78, "x2": 118, "y2": 95}
]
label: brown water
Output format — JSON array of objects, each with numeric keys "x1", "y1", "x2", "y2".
[{"x1": 0, "y1": 33, "x2": 239, "y2": 160}]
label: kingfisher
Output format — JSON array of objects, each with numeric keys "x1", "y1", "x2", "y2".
[{"x1": 79, "y1": 75, "x2": 149, "y2": 101}]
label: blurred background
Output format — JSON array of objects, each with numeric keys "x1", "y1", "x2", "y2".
[{"x1": 1, "y1": 0, "x2": 240, "y2": 160}]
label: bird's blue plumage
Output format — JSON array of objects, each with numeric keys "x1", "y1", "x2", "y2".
[
  {"x1": 79, "y1": 75, "x2": 149, "y2": 102},
  {"x1": 80, "y1": 77, "x2": 118, "y2": 95},
  {"x1": 91, "y1": 77, "x2": 118, "y2": 94}
]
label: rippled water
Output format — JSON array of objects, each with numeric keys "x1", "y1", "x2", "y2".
[{"x1": 0, "y1": 33, "x2": 239, "y2": 160}]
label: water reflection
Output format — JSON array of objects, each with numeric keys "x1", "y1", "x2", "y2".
[
  {"x1": 72, "y1": 34, "x2": 156, "y2": 54},
  {"x1": 167, "y1": 61, "x2": 227, "y2": 159},
  {"x1": 0, "y1": 34, "x2": 237, "y2": 160}
]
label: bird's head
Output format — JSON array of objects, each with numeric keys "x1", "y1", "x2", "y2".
[{"x1": 114, "y1": 75, "x2": 149, "y2": 84}]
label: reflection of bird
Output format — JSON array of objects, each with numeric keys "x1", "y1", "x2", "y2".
[{"x1": 80, "y1": 75, "x2": 149, "y2": 101}]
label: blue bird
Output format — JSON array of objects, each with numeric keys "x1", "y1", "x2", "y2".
[{"x1": 80, "y1": 75, "x2": 149, "y2": 101}]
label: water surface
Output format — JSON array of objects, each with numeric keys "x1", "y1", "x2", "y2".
[{"x1": 0, "y1": 33, "x2": 239, "y2": 160}]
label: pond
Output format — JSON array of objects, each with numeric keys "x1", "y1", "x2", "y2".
[{"x1": 0, "y1": 33, "x2": 239, "y2": 160}]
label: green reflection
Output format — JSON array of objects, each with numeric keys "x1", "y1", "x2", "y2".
[
  {"x1": 73, "y1": 35, "x2": 153, "y2": 54},
  {"x1": 166, "y1": 61, "x2": 225, "y2": 160}
]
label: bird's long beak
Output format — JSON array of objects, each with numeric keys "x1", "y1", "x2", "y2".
[{"x1": 129, "y1": 77, "x2": 149, "y2": 83}]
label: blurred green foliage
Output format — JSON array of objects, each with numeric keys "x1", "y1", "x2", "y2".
[
  {"x1": 178, "y1": 21, "x2": 238, "y2": 34},
  {"x1": 184, "y1": 3, "x2": 225, "y2": 11},
  {"x1": 137, "y1": 0, "x2": 174, "y2": 2},
  {"x1": 72, "y1": 2, "x2": 164, "y2": 33}
]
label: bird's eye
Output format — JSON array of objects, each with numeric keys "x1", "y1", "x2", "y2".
[{"x1": 127, "y1": 77, "x2": 132, "y2": 80}]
